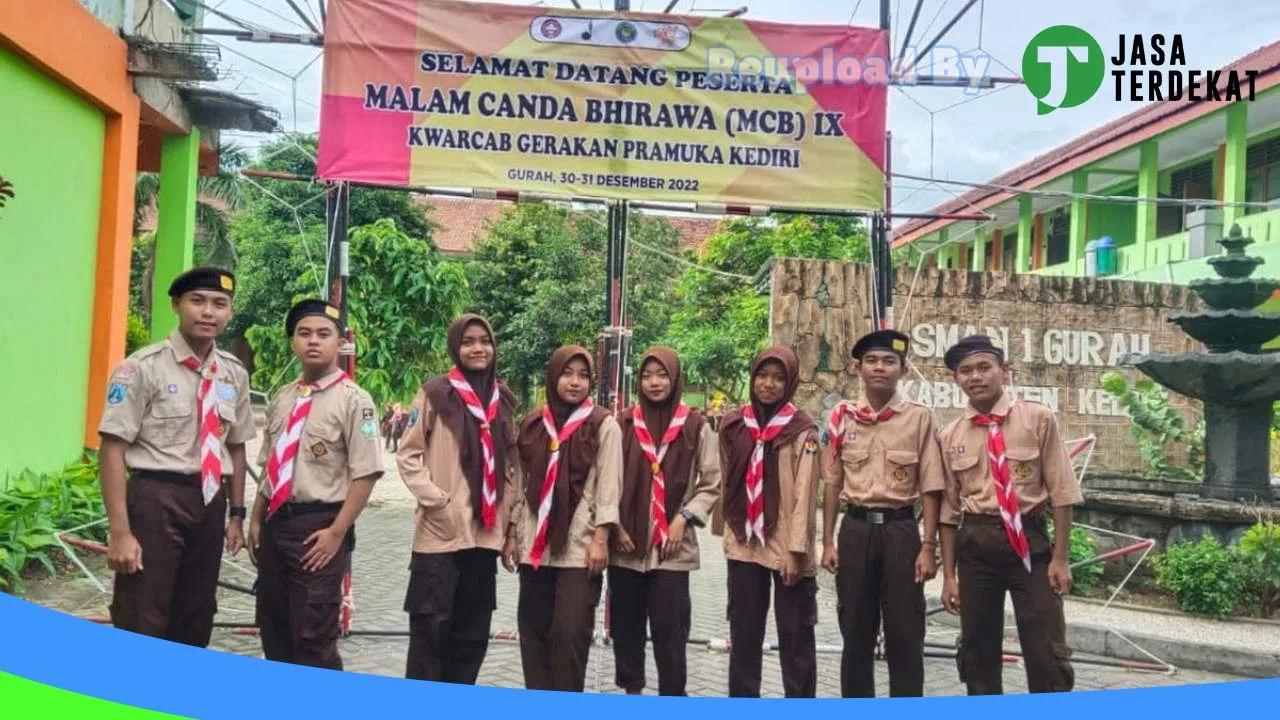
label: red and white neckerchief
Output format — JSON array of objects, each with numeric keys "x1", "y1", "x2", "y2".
[
  {"x1": 823, "y1": 401, "x2": 854, "y2": 460},
  {"x1": 971, "y1": 404, "x2": 1031, "y2": 572},
  {"x1": 631, "y1": 404, "x2": 691, "y2": 548},
  {"x1": 447, "y1": 367, "x2": 501, "y2": 530},
  {"x1": 741, "y1": 403, "x2": 796, "y2": 545},
  {"x1": 528, "y1": 400, "x2": 596, "y2": 569},
  {"x1": 264, "y1": 372, "x2": 349, "y2": 518},
  {"x1": 181, "y1": 356, "x2": 222, "y2": 505}
]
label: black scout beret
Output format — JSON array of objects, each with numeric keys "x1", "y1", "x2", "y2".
[
  {"x1": 943, "y1": 334, "x2": 1006, "y2": 371},
  {"x1": 852, "y1": 329, "x2": 910, "y2": 360},
  {"x1": 285, "y1": 298, "x2": 342, "y2": 336},
  {"x1": 168, "y1": 266, "x2": 235, "y2": 298}
]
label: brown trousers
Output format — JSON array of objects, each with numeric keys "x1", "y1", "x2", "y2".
[
  {"x1": 726, "y1": 559, "x2": 818, "y2": 698},
  {"x1": 607, "y1": 567, "x2": 691, "y2": 696},
  {"x1": 836, "y1": 508, "x2": 925, "y2": 698},
  {"x1": 404, "y1": 548, "x2": 499, "y2": 684},
  {"x1": 956, "y1": 513, "x2": 1075, "y2": 695},
  {"x1": 110, "y1": 474, "x2": 226, "y2": 648},
  {"x1": 518, "y1": 565, "x2": 603, "y2": 692},
  {"x1": 255, "y1": 505, "x2": 350, "y2": 670}
]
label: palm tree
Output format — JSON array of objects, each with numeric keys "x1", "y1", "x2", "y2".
[{"x1": 133, "y1": 142, "x2": 248, "y2": 322}]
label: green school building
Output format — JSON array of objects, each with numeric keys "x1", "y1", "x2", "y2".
[{"x1": 894, "y1": 41, "x2": 1280, "y2": 315}]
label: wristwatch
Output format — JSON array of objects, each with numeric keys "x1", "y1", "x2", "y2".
[
  {"x1": 680, "y1": 508, "x2": 702, "y2": 527},
  {"x1": 229, "y1": 506, "x2": 247, "y2": 520}
]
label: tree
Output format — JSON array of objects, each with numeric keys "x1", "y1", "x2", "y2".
[
  {"x1": 662, "y1": 215, "x2": 870, "y2": 401},
  {"x1": 244, "y1": 218, "x2": 470, "y2": 406},
  {"x1": 467, "y1": 204, "x2": 683, "y2": 405}
]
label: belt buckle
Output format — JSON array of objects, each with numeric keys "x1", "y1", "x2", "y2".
[{"x1": 867, "y1": 510, "x2": 886, "y2": 525}]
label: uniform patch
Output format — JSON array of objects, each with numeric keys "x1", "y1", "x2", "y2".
[
  {"x1": 955, "y1": 445, "x2": 965, "y2": 455},
  {"x1": 312, "y1": 442, "x2": 328, "y2": 458},
  {"x1": 167, "y1": 383, "x2": 179, "y2": 395},
  {"x1": 360, "y1": 418, "x2": 378, "y2": 439},
  {"x1": 1014, "y1": 462, "x2": 1033, "y2": 479},
  {"x1": 803, "y1": 437, "x2": 819, "y2": 454},
  {"x1": 107, "y1": 383, "x2": 128, "y2": 405},
  {"x1": 893, "y1": 467, "x2": 909, "y2": 481},
  {"x1": 362, "y1": 407, "x2": 375, "y2": 421},
  {"x1": 218, "y1": 384, "x2": 236, "y2": 402},
  {"x1": 845, "y1": 431, "x2": 857, "y2": 443}
]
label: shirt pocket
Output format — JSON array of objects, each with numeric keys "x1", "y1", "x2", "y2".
[
  {"x1": 143, "y1": 399, "x2": 193, "y2": 447},
  {"x1": 840, "y1": 446, "x2": 872, "y2": 495},
  {"x1": 1004, "y1": 446, "x2": 1042, "y2": 489},
  {"x1": 945, "y1": 452, "x2": 982, "y2": 494},
  {"x1": 301, "y1": 418, "x2": 345, "y2": 470},
  {"x1": 885, "y1": 449, "x2": 921, "y2": 492}
]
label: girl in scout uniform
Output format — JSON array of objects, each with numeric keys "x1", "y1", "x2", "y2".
[
  {"x1": 712, "y1": 345, "x2": 822, "y2": 698},
  {"x1": 248, "y1": 299, "x2": 384, "y2": 670},
  {"x1": 512, "y1": 345, "x2": 622, "y2": 692},
  {"x1": 608, "y1": 347, "x2": 720, "y2": 696},
  {"x1": 396, "y1": 314, "x2": 522, "y2": 685}
]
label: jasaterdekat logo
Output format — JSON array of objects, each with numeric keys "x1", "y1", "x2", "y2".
[{"x1": 1022, "y1": 25, "x2": 1106, "y2": 115}]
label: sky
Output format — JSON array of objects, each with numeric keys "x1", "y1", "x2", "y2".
[{"x1": 205, "y1": 0, "x2": 1280, "y2": 223}]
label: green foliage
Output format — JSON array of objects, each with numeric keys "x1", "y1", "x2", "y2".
[
  {"x1": 125, "y1": 312, "x2": 149, "y2": 355},
  {"x1": 1099, "y1": 371, "x2": 1203, "y2": 480},
  {"x1": 245, "y1": 218, "x2": 470, "y2": 407},
  {"x1": 1234, "y1": 521, "x2": 1280, "y2": 618},
  {"x1": 0, "y1": 460, "x2": 105, "y2": 593},
  {"x1": 1153, "y1": 535, "x2": 1242, "y2": 619},
  {"x1": 1068, "y1": 527, "x2": 1104, "y2": 596},
  {"x1": 662, "y1": 215, "x2": 868, "y2": 400}
]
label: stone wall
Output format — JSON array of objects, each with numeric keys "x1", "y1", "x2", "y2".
[{"x1": 770, "y1": 260, "x2": 1202, "y2": 473}]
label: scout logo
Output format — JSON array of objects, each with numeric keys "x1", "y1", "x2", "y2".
[
  {"x1": 1014, "y1": 462, "x2": 1033, "y2": 479},
  {"x1": 107, "y1": 383, "x2": 127, "y2": 405},
  {"x1": 360, "y1": 419, "x2": 378, "y2": 439},
  {"x1": 803, "y1": 437, "x2": 819, "y2": 454},
  {"x1": 893, "y1": 466, "x2": 909, "y2": 482},
  {"x1": 167, "y1": 383, "x2": 179, "y2": 395},
  {"x1": 312, "y1": 442, "x2": 328, "y2": 458},
  {"x1": 219, "y1": 274, "x2": 234, "y2": 291},
  {"x1": 539, "y1": 18, "x2": 562, "y2": 39}
]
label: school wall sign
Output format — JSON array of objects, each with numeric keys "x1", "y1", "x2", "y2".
[
  {"x1": 317, "y1": 0, "x2": 888, "y2": 211},
  {"x1": 771, "y1": 260, "x2": 1202, "y2": 474}
]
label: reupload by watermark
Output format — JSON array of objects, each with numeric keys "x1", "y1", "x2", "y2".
[{"x1": 704, "y1": 44, "x2": 996, "y2": 95}]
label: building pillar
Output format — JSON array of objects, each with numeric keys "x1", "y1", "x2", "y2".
[
  {"x1": 1069, "y1": 171, "x2": 1089, "y2": 269},
  {"x1": 1016, "y1": 195, "x2": 1033, "y2": 273},
  {"x1": 1135, "y1": 140, "x2": 1159, "y2": 265},
  {"x1": 150, "y1": 128, "x2": 200, "y2": 341},
  {"x1": 1223, "y1": 102, "x2": 1249, "y2": 227},
  {"x1": 972, "y1": 225, "x2": 988, "y2": 271}
]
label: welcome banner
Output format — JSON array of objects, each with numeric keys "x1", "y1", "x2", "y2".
[{"x1": 317, "y1": 0, "x2": 889, "y2": 211}]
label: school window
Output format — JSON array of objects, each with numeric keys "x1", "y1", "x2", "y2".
[
  {"x1": 983, "y1": 237, "x2": 995, "y2": 269},
  {"x1": 1157, "y1": 159, "x2": 1212, "y2": 236},
  {"x1": 1045, "y1": 209, "x2": 1070, "y2": 267},
  {"x1": 1002, "y1": 230, "x2": 1018, "y2": 270},
  {"x1": 1244, "y1": 135, "x2": 1280, "y2": 215}
]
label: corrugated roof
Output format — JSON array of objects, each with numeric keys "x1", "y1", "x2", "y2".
[{"x1": 895, "y1": 40, "x2": 1280, "y2": 246}]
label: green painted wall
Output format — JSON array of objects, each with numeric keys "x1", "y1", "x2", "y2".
[
  {"x1": 1088, "y1": 188, "x2": 1137, "y2": 248},
  {"x1": 0, "y1": 47, "x2": 105, "y2": 480}
]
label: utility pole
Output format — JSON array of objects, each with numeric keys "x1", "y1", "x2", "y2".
[
  {"x1": 598, "y1": 0, "x2": 632, "y2": 411},
  {"x1": 876, "y1": 0, "x2": 893, "y2": 330},
  {"x1": 324, "y1": 182, "x2": 355, "y2": 378}
]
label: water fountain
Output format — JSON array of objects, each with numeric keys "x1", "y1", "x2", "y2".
[{"x1": 1125, "y1": 223, "x2": 1280, "y2": 503}]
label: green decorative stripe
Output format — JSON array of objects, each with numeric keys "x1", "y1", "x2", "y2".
[{"x1": 0, "y1": 671, "x2": 191, "y2": 718}]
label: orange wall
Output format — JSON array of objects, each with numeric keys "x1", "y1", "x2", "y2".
[{"x1": 1, "y1": 0, "x2": 138, "y2": 451}]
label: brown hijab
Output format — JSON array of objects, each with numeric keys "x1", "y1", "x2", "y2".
[
  {"x1": 720, "y1": 345, "x2": 815, "y2": 544},
  {"x1": 517, "y1": 345, "x2": 610, "y2": 556},
  {"x1": 422, "y1": 314, "x2": 518, "y2": 525},
  {"x1": 617, "y1": 347, "x2": 705, "y2": 553}
]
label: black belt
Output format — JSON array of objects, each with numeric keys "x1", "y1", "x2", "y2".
[
  {"x1": 961, "y1": 511, "x2": 1047, "y2": 530},
  {"x1": 269, "y1": 501, "x2": 344, "y2": 519},
  {"x1": 844, "y1": 505, "x2": 915, "y2": 525},
  {"x1": 131, "y1": 469, "x2": 225, "y2": 488}
]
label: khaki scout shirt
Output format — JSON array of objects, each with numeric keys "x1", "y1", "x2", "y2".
[
  {"x1": 256, "y1": 370, "x2": 384, "y2": 505},
  {"x1": 938, "y1": 392, "x2": 1084, "y2": 526},
  {"x1": 396, "y1": 386, "x2": 524, "y2": 554},
  {"x1": 98, "y1": 331, "x2": 253, "y2": 474},
  {"x1": 716, "y1": 428, "x2": 822, "y2": 577},
  {"x1": 823, "y1": 393, "x2": 945, "y2": 509},
  {"x1": 609, "y1": 423, "x2": 721, "y2": 573},
  {"x1": 514, "y1": 416, "x2": 623, "y2": 570}
]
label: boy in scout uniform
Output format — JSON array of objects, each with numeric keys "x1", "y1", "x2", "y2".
[
  {"x1": 98, "y1": 267, "x2": 253, "y2": 647},
  {"x1": 937, "y1": 335, "x2": 1082, "y2": 695},
  {"x1": 248, "y1": 299, "x2": 384, "y2": 670},
  {"x1": 821, "y1": 329, "x2": 944, "y2": 698}
]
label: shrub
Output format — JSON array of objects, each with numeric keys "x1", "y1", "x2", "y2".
[
  {"x1": 1067, "y1": 526, "x2": 1104, "y2": 596},
  {"x1": 1153, "y1": 535, "x2": 1242, "y2": 619},
  {"x1": 1233, "y1": 521, "x2": 1280, "y2": 618},
  {"x1": 125, "y1": 312, "x2": 149, "y2": 355},
  {"x1": 0, "y1": 460, "x2": 105, "y2": 593}
]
